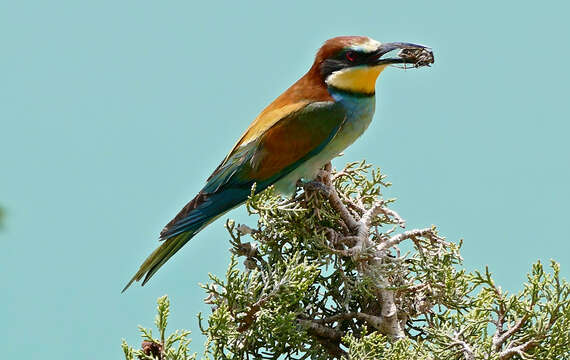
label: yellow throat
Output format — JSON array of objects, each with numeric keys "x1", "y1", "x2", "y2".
[{"x1": 325, "y1": 64, "x2": 387, "y2": 94}]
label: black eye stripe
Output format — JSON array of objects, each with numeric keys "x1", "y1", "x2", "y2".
[
  {"x1": 320, "y1": 49, "x2": 381, "y2": 79},
  {"x1": 345, "y1": 51, "x2": 357, "y2": 62},
  {"x1": 339, "y1": 49, "x2": 377, "y2": 64}
]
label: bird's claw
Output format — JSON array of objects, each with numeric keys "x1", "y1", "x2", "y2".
[{"x1": 299, "y1": 180, "x2": 331, "y2": 196}]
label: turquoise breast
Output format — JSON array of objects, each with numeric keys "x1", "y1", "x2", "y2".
[{"x1": 327, "y1": 88, "x2": 376, "y2": 154}]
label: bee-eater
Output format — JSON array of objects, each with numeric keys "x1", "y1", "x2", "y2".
[{"x1": 123, "y1": 36, "x2": 433, "y2": 291}]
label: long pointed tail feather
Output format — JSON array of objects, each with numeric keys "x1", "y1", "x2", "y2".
[
  {"x1": 122, "y1": 188, "x2": 250, "y2": 292},
  {"x1": 122, "y1": 231, "x2": 195, "y2": 292}
]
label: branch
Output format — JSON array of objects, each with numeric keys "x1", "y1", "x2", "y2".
[
  {"x1": 493, "y1": 315, "x2": 529, "y2": 351},
  {"x1": 321, "y1": 163, "x2": 360, "y2": 231},
  {"x1": 320, "y1": 163, "x2": 410, "y2": 338},
  {"x1": 297, "y1": 318, "x2": 345, "y2": 341},
  {"x1": 297, "y1": 319, "x2": 347, "y2": 358},
  {"x1": 446, "y1": 332, "x2": 475, "y2": 360},
  {"x1": 237, "y1": 276, "x2": 286, "y2": 332},
  {"x1": 378, "y1": 288, "x2": 403, "y2": 338},
  {"x1": 313, "y1": 312, "x2": 385, "y2": 332},
  {"x1": 499, "y1": 340, "x2": 537, "y2": 360},
  {"x1": 376, "y1": 227, "x2": 439, "y2": 253}
]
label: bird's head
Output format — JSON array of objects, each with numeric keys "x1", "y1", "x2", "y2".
[{"x1": 313, "y1": 36, "x2": 434, "y2": 95}]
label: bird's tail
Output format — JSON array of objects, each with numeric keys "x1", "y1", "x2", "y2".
[
  {"x1": 122, "y1": 188, "x2": 247, "y2": 292},
  {"x1": 121, "y1": 231, "x2": 196, "y2": 292}
]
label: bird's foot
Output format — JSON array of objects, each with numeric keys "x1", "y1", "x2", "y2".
[{"x1": 298, "y1": 179, "x2": 331, "y2": 197}]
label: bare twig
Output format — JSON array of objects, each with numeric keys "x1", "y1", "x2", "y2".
[
  {"x1": 376, "y1": 228, "x2": 439, "y2": 253},
  {"x1": 499, "y1": 340, "x2": 537, "y2": 360},
  {"x1": 321, "y1": 163, "x2": 360, "y2": 231},
  {"x1": 446, "y1": 332, "x2": 475, "y2": 360},
  {"x1": 297, "y1": 319, "x2": 347, "y2": 358},
  {"x1": 493, "y1": 315, "x2": 529, "y2": 351}
]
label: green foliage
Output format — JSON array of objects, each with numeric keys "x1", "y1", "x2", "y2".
[
  {"x1": 343, "y1": 329, "x2": 426, "y2": 359},
  {"x1": 122, "y1": 161, "x2": 569, "y2": 359},
  {"x1": 122, "y1": 295, "x2": 197, "y2": 360}
]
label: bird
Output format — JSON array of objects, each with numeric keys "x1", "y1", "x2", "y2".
[{"x1": 123, "y1": 36, "x2": 433, "y2": 291}]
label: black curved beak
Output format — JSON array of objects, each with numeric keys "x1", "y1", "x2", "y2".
[{"x1": 373, "y1": 42, "x2": 434, "y2": 67}]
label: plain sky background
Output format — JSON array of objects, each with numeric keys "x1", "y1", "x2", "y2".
[{"x1": 1, "y1": 1, "x2": 569, "y2": 358}]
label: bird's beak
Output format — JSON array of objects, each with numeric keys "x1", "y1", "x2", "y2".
[{"x1": 373, "y1": 42, "x2": 434, "y2": 68}]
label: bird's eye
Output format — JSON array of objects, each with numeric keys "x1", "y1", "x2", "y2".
[{"x1": 345, "y1": 51, "x2": 357, "y2": 62}]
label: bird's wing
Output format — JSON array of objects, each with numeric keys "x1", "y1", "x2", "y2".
[
  {"x1": 164, "y1": 100, "x2": 347, "y2": 239},
  {"x1": 210, "y1": 101, "x2": 310, "y2": 181},
  {"x1": 122, "y1": 101, "x2": 346, "y2": 291},
  {"x1": 207, "y1": 100, "x2": 347, "y2": 191}
]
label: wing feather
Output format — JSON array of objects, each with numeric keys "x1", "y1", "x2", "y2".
[
  {"x1": 209, "y1": 101, "x2": 309, "y2": 181},
  {"x1": 164, "y1": 101, "x2": 346, "y2": 239},
  {"x1": 123, "y1": 101, "x2": 346, "y2": 290}
]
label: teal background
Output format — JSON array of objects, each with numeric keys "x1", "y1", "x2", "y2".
[{"x1": 1, "y1": 1, "x2": 569, "y2": 358}]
